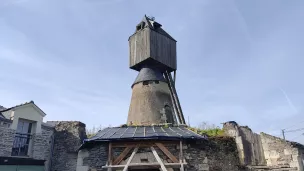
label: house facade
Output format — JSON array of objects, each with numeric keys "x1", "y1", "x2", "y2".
[{"x1": 0, "y1": 101, "x2": 86, "y2": 171}]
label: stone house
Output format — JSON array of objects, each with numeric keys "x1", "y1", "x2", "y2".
[{"x1": 0, "y1": 101, "x2": 86, "y2": 171}]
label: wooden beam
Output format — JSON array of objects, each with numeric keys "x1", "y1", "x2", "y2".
[
  {"x1": 155, "y1": 143, "x2": 179, "y2": 163},
  {"x1": 102, "y1": 162, "x2": 187, "y2": 169},
  {"x1": 179, "y1": 141, "x2": 184, "y2": 171},
  {"x1": 122, "y1": 147, "x2": 138, "y2": 171},
  {"x1": 108, "y1": 143, "x2": 112, "y2": 171},
  {"x1": 167, "y1": 71, "x2": 186, "y2": 124},
  {"x1": 113, "y1": 147, "x2": 132, "y2": 165},
  {"x1": 173, "y1": 70, "x2": 176, "y2": 86},
  {"x1": 112, "y1": 141, "x2": 179, "y2": 147},
  {"x1": 151, "y1": 146, "x2": 168, "y2": 171},
  {"x1": 164, "y1": 72, "x2": 182, "y2": 124}
]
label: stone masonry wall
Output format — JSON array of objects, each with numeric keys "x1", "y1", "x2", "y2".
[
  {"x1": 185, "y1": 138, "x2": 242, "y2": 171},
  {"x1": 49, "y1": 121, "x2": 87, "y2": 171},
  {"x1": 260, "y1": 133, "x2": 304, "y2": 171},
  {"x1": 0, "y1": 120, "x2": 14, "y2": 157},
  {"x1": 224, "y1": 121, "x2": 304, "y2": 171},
  {"x1": 32, "y1": 125, "x2": 54, "y2": 171},
  {"x1": 223, "y1": 121, "x2": 266, "y2": 166},
  {"x1": 77, "y1": 137, "x2": 242, "y2": 171}
]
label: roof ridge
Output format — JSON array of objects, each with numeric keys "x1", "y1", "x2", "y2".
[
  {"x1": 0, "y1": 101, "x2": 35, "y2": 112},
  {"x1": 0, "y1": 105, "x2": 6, "y2": 112}
]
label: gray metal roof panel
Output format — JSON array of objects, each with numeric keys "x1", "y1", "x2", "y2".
[
  {"x1": 132, "y1": 67, "x2": 167, "y2": 86},
  {"x1": 84, "y1": 126, "x2": 206, "y2": 143}
]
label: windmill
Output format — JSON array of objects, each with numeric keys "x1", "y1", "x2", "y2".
[{"x1": 127, "y1": 15, "x2": 186, "y2": 126}]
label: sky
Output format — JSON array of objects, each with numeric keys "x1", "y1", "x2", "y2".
[{"x1": 0, "y1": 0, "x2": 303, "y2": 144}]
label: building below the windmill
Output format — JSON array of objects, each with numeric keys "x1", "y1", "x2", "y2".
[{"x1": 1, "y1": 101, "x2": 304, "y2": 171}]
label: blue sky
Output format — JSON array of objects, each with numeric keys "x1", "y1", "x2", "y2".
[{"x1": 0, "y1": 0, "x2": 303, "y2": 143}]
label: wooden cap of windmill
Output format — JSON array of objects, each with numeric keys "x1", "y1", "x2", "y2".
[{"x1": 128, "y1": 15, "x2": 177, "y2": 73}]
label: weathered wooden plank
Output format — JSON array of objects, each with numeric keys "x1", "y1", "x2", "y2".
[
  {"x1": 164, "y1": 72, "x2": 182, "y2": 124},
  {"x1": 108, "y1": 143, "x2": 112, "y2": 171},
  {"x1": 129, "y1": 28, "x2": 176, "y2": 71},
  {"x1": 151, "y1": 146, "x2": 168, "y2": 171},
  {"x1": 102, "y1": 162, "x2": 187, "y2": 169},
  {"x1": 166, "y1": 71, "x2": 185, "y2": 124},
  {"x1": 129, "y1": 28, "x2": 151, "y2": 69},
  {"x1": 122, "y1": 147, "x2": 138, "y2": 171},
  {"x1": 112, "y1": 141, "x2": 178, "y2": 147},
  {"x1": 180, "y1": 141, "x2": 184, "y2": 171},
  {"x1": 113, "y1": 147, "x2": 132, "y2": 165},
  {"x1": 155, "y1": 143, "x2": 179, "y2": 163}
]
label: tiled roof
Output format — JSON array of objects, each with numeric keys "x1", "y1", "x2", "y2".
[{"x1": 85, "y1": 126, "x2": 207, "y2": 143}]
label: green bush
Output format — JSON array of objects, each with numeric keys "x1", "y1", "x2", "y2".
[{"x1": 188, "y1": 127, "x2": 224, "y2": 137}]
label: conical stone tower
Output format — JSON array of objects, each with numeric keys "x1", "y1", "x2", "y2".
[{"x1": 127, "y1": 16, "x2": 185, "y2": 126}]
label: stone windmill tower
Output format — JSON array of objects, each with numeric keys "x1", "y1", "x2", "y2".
[
  {"x1": 79, "y1": 16, "x2": 206, "y2": 171},
  {"x1": 127, "y1": 15, "x2": 186, "y2": 126}
]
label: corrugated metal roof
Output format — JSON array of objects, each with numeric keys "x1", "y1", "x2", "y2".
[{"x1": 84, "y1": 126, "x2": 206, "y2": 143}]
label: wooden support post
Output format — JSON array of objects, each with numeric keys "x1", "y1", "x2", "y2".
[
  {"x1": 123, "y1": 147, "x2": 138, "y2": 171},
  {"x1": 108, "y1": 143, "x2": 112, "y2": 171},
  {"x1": 155, "y1": 143, "x2": 179, "y2": 163},
  {"x1": 167, "y1": 71, "x2": 186, "y2": 124},
  {"x1": 151, "y1": 146, "x2": 168, "y2": 171},
  {"x1": 113, "y1": 147, "x2": 132, "y2": 165},
  {"x1": 173, "y1": 70, "x2": 176, "y2": 86},
  {"x1": 102, "y1": 162, "x2": 188, "y2": 169},
  {"x1": 164, "y1": 72, "x2": 182, "y2": 124},
  {"x1": 179, "y1": 141, "x2": 184, "y2": 171}
]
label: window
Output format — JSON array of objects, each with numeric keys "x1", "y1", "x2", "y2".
[
  {"x1": 164, "y1": 105, "x2": 174, "y2": 124},
  {"x1": 143, "y1": 81, "x2": 149, "y2": 85},
  {"x1": 11, "y1": 119, "x2": 32, "y2": 156},
  {"x1": 143, "y1": 80, "x2": 159, "y2": 86}
]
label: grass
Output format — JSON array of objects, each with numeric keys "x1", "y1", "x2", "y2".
[{"x1": 188, "y1": 127, "x2": 225, "y2": 137}]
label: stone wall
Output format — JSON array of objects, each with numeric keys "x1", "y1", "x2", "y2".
[
  {"x1": 48, "y1": 121, "x2": 87, "y2": 171},
  {"x1": 77, "y1": 143, "x2": 108, "y2": 171},
  {"x1": 0, "y1": 120, "x2": 14, "y2": 157},
  {"x1": 223, "y1": 121, "x2": 266, "y2": 166},
  {"x1": 260, "y1": 133, "x2": 304, "y2": 171},
  {"x1": 223, "y1": 121, "x2": 304, "y2": 171},
  {"x1": 77, "y1": 137, "x2": 242, "y2": 171},
  {"x1": 185, "y1": 138, "x2": 242, "y2": 171},
  {"x1": 32, "y1": 125, "x2": 54, "y2": 171}
]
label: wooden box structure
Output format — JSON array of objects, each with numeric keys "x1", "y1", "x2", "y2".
[
  {"x1": 79, "y1": 126, "x2": 207, "y2": 171},
  {"x1": 129, "y1": 16, "x2": 177, "y2": 73}
]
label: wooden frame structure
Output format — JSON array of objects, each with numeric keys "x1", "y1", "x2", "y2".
[{"x1": 102, "y1": 141, "x2": 186, "y2": 171}]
